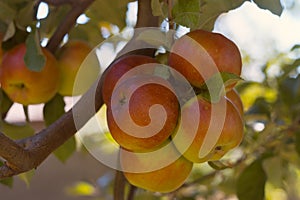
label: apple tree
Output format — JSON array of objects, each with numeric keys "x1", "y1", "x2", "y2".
[{"x1": 1, "y1": 0, "x2": 300, "y2": 199}]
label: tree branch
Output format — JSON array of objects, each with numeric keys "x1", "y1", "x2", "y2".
[{"x1": 46, "y1": 0, "x2": 95, "y2": 53}]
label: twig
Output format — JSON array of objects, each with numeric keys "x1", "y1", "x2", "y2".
[
  {"x1": 127, "y1": 184, "x2": 137, "y2": 200},
  {"x1": 46, "y1": 0, "x2": 95, "y2": 53},
  {"x1": 114, "y1": 171, "x2": 126, "y2": 200}
]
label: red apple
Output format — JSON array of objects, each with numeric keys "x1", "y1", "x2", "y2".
[
  {"x1": 106, "y1": 75, "x2": 179, "y2": 152},
  {"x1": 172, "y1": 95, "x2": 244, "y2": 163},
  {"x1": 102, "y1": 54, "x2": 158, "y2": 104},
  {"x1": 169, "y1": 29, "x2": 242, "y2": 88},
  {"x1": 0, "y1": 43, "x2": 59, "y2": 105}
]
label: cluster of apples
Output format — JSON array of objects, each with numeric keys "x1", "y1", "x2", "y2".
[
  {"x1": 0, "y1": 40, "x2": 92, "y2": 105},
  {"x1": 102, "y1": 29, "x2": 244, "y2": 193}
]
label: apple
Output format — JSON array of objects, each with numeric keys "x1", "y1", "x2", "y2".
[
  {"x1": 120, "y1": 143, "x2": 193, "y2": 193},
  {"x1": 0, "y1": 33, "x2": 3, "y2": 65},
  {"x1": 0, "y1": 43, "x2": 59, "y2": 105},
  {"x1": 168, "y1": 29, "x2": 242, "y2": 88},
  {"x1": 172, "y1": 95, "x2": 244, "y2": 163},
  {"x1": 106, "y1": 75, "x2": 179, "y2": 152},
  {"x1": 102, "y1": 54, "x2": 158, "y2": 104},
  {"x1": 57, "y1": 40, "x2": 93, "y2": 96},
  {"x1": 226, "y1": 89, "x2": 244, "y2": 116}
]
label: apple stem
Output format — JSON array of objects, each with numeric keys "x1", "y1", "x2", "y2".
[{"x1": 23, "y1": 105, "x2": 30, "y2": 123}]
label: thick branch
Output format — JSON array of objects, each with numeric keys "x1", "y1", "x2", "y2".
[{"x1": 46, "y1": 0, "x2": 95, "y2": 52}]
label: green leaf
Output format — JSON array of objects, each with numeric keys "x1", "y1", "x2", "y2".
[
  {"x1": 208, "y1": 160, "x2": 232, "y2": 170},
  {"x1": 0, "y1": 1, "x2": 16, "y2": 24},
  {"x1": 279, "y1": 75, "x2": 300, "y2": 106},
  {"x1": 15, "y1": 1, "x2": 36, "y2": 30},
  {"x1": 172, "y1": 0, "x2": 247, "y2": 30},
  {"x1": 135, "y1": 29, "x2": 174, "y2": 49},
  {"x1": 253, "y1": 0, "x2": 283, "y2": 16},
  {"x1": 295, "y1": 131, "x2": 300, "y2": 157},
  {"x1": 43, "y1": 94, "x2": 65, "y2": 127},
  {"x1": 0, "y1": 121, "x2": 34, "y2": 140},
  {"x1": 199, "y1": 72, "x2": 242, "y2": 103},
  {"x1": 0, "y1": 89, "x2": 13, "y2": 117},
  {"x1": 0, "y1": 175, "x2": 13, "y2": 188},
  {"x1": 53, "y1": 136, "x2": 76, "y2": 163},
  {"x1": 86, "y1": 0, "x2": 132, "y2": 29},
  {"x1": 151, "y1": 0, "x2": 168, "y2": 17},
  {"x1": 24, "y1": 30, "x2": 46, "y2": 72},
  {"x1": 18, "y1": 170, "x2": 35, "y2": 187},
  {"x1": 237, "y1": 159, "x2": 267, "y2": 200}
]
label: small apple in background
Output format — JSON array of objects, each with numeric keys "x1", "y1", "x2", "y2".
[
  {"x1": 107, "y1": 75, "x2": 179, "y2": 152},
  {"x1": 0, "y1": 43, "x2": 59, "y2": 105},
  {"x1": 172, "y1": 95, "x2": 244, "y2": 163},
  {"x1": 57, "y1": 40, "x2": 93, "y2": 96},
  {"x1": 120, "y1": 143, "x2": 193, "y2": 193},
  {"x1": 169, "y1": 29, "x2": 242, "y2": 88},
  {"x1": 102, "y1": 54, "x2": 158, "y2": 104}
]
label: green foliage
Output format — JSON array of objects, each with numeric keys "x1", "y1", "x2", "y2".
[
  {"x1": 24, "y1": 30, "x2": 46, "y2": 72},
  {"x1": 237, "y1": 159, "x2": 267, "y2": 200},
  {"x1": 53, "y1": 136, "x2": 76, "y2": 163},
  {"x1": 253, "y1": 0, "x2": 283, "y2": 15},
  {"x1": 43, "y1": 94, "x2": 65, "y2": 127}
]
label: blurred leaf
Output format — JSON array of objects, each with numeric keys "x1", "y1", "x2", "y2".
[
  {"x1": 0, "y1": 121, "x2": 34, "y2": 140},
  {"x1": 246, "y1": 97, "x2": 272, "y2": 118},
  {"x1": 24, "y1": 30, "x2": 46, "y2": 72},
  {"x1": 279, "y1": 75, "x2": 300, "y2": 106},
  {"x1": 237, "y1": 159, "x2": 267, "y2": 200},
  {"x1": 262, "y1": 157, "x2": 284, "y2": 188},
  {"x1": 0, "y1": 2, "x2": 16, "y2": 24},
  {"x1": 86, "y1": 0, "x2": 132, "y2": 29},
  {"x1": 43, "y1": 94, "x2": 65, "y2": 127},
  {"x1": 208, "y1": 160, "x2": 232, "y2": 170},
  {"x1": 295, "y1": 131, "x2": 300, "y2": 157},
  {"x1": 18, "y1": 170, "x2": 35, "y2": 187},
  {"x1": 53, "y1": 136, "x2": 76, "y2": 163},
  {"x1": 15, "y1": 1, "x2": 35, "y2": 30},
  {"x1": 151, "y1": 0, "x2": 168, "y2": 17},
  {"x1": 65, "y1": 181, "x2": 96, "y2": 196},
  {"x1": 253, "y1": 0, "x2": 283, "y2": 15},
  {"x1": 0, "y1": 89, "x2": 13, "y2": 118},
  {"x1": 172, "y1": 0, "x2": 246, "y2": 30}
]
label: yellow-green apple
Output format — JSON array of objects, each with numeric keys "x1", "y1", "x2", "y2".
[
  {"x1": 57, "y1": 40, "x2": 92, "y2": 96},
  {"x1": 226, "y1": 89, "x2": 244, "y2": 116},
  {"x1": 106, "y1": 75, "x2": 179, "y2": 152},
  {"x1": 102, "y1": 54, "x2": 158, "y2": 104},
  {"x1": 168, "y1": 29, "x2": 242, "y2": 88},
  {"x1": 0, "y1": 43, "x2": 59, "y2": 105},
  {"x1": 172, "y1": 95, "x2": 243, "y2": 163},
  {"x1": 120, "y1": 143, "x2": 193, "y2": 193}
]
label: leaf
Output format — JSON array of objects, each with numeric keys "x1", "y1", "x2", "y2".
[
  {"x1": 253, "y1": 0, "x2": 283, "y2": 16},
  {"x1": 86, "y1": 0, "x2": 132, "y2": 29},
  {"x1": 279, "y1": 75, "x2": 300, "y2": 106},
  {"x1": 208, "y1": 160, "x2": 232, "y2": 170},
  {"x1": 0, "y1": 121, "x2": 34, "y2": 140},
  {"x1": 24, "y1": 30, "x2": 46, "y2": 72},
  {"x1": 199, "y1": 72, "x2": 242, "y2": 103},
  {"x1": 18, "y1": 170, "x2": 35, "y2": 187},
  {"x1": 172, "y1": 0, "x2": 247, "y2": 30},
  {"x1": 53, "y1": 136, "x2": 76, "y2": 163},
  {"x1": 135, "y1": 29, "x2": 174, "y2": 49},
  {"x1": 15, "y1": 1, "x2": 36, "y2": 30},
  {"x1": 237, "y1": 159, "x2": 267, "y2": 200},
  {"x1": 151, "y1": 0, "x2": 168, "y2": 17},
  {"x1": 43, "y1": 94, "x2": 65, "y2": 127},
  {"x1": 295, "y1": 131, "x2": 300, "y2": 157},
  {"x1": 0, "y1": 1, "x2": 16, "y2": 24},
  {"x1": 0, "y1": 89, "x2": 13, "y2": 117}
]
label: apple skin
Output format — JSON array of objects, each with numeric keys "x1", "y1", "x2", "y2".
[
  {"x1": 169, "y1": 29, "x2": 242, "y2": 88},
  {"x1": 172, "y1": 95, "x2": 244, "y2": 163},
  {"x1": 57, "y1": 40, "x2": 92, "y2": 96},
  {"x1": 106, "y1": 75, "x2": 179, "y2": 152},
  {"x1": 0, "y1": 43, "x2": 59, "y2": 105},
  {"x1": 102, "y1": 54, "x2": 158, "y2": 104},
  {"x1": 226, "y1": 89, "x2": 244, "y2": 116},
  {"x1": 120, "y1": 143, "x2": 193, "y2": 193}
]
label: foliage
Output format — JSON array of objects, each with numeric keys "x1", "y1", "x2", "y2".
[{"x1": 1, "y1": 0, "x2": 300, "y2": 200}]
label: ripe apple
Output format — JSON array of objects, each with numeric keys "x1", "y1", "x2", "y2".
[
  {"x1": 172, "y1": 95, "x2": 244, "y2": 163},
  {"x1": 0, "y1": 43, "x2": 59, "y2": 105},
  {"x1": 57, "y1": 40, "x2": 93, "y2": 96},
  {"x1": 106, "y1": 75, "x2": 179, "y2": 152},
  {"x1": 0, "y1": 33, "x2": 3, "y2": 64},
  {"x1": 102, "y1": 54, "x2": 158, "y2": 104},
  {"x1": 168, "y1": 29, "x2": 242, "y2": 88},
  {"x1": 226, "y1": 89, "x2": 244, "y2": 116},
  {"x1": 120, "y1": 143, "x2": 193, "y2": 193}
]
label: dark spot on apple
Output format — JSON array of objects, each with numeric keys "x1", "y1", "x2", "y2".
[
  {"x1": 215, "y1": 146, "x2": 222, "y2": 151},
  {"x1": 10, "y1": 83, "x2": 26, "y2": 89}
]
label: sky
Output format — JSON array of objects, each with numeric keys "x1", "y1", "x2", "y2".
[{"x1": 214, "y1": 0, "x2": 300, "y2": 81}]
